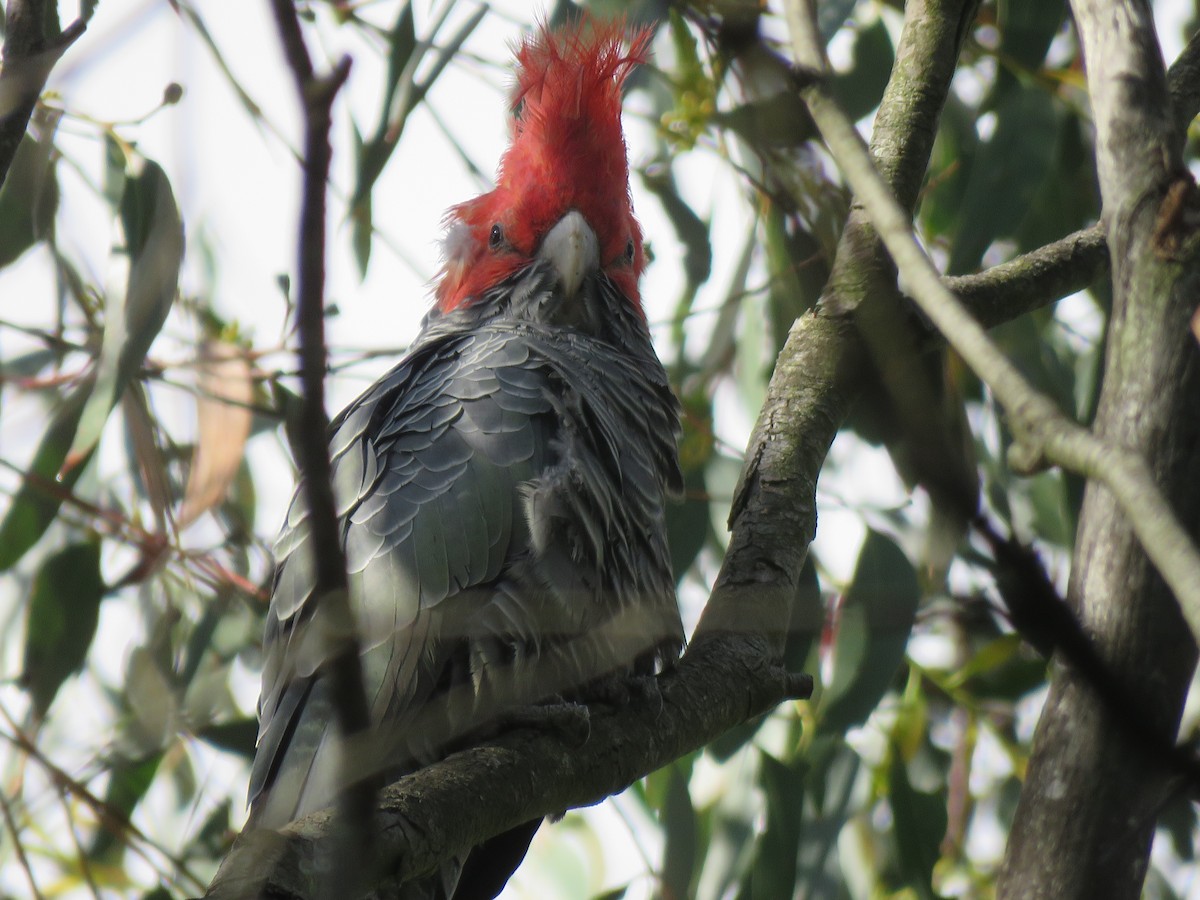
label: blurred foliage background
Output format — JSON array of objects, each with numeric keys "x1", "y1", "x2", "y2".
[{"x1": 0, "y1": 0, "x2": 1196, "y2": 897}]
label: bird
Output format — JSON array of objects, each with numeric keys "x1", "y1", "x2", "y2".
[{"x1": 246, "y1": 16, "x2": 683, "y2": 898}]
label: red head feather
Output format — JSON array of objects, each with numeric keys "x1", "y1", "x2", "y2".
[{"x1": 436, "y1": 18, "x2": 650, "y2": 314}]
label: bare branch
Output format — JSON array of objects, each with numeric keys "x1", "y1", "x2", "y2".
[
  {"x1": 0, "y1": 788, "x2": 42, "y2": 900},
  {"x1": 999, "y1": 2, "x2": 1200, "y2": 894},
  {"x1": 1169, "y1": 30, "x2": 1200, "y2": 138},
  {"x1": 782, "y1": 0, "x2": 1200, "y2": 647},
  {"x1": 946, "y1": 225, "x2": 1107, "y2": 330},
  {"x1": 264, "y1": 0, "x2": 373, "y2": 889},
  {"x1": 692, "y1": 0, "x2": 981, "y2": 649},
  {"x1": 206, "y1": 638, "x2": 811, "y2": 899}
]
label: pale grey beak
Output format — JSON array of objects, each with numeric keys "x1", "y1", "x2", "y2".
[{"x1": 539, "y1": 210, "x2": 600, "y2": 298}]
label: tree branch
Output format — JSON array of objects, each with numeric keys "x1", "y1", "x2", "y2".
[
  {"x1": 782, "y1": 0, "x2": 1200, "y2": 649},
  {"x1": 263, "y1": 0, "x2": 373, "y2": 891},
  {"x1": 693, "y1": 0, "x2": 981, "y2": 649},
  {"x1": 946, "y1": 225, "x2": 1107, "y2": 330},
  {"x1": 999, "y1": 0, "x2": 1200, "y2": 894},
  {"x1": 942, "y1": 29, "x2": 1200, "y2": 332},
  {"x1": 1169, "y1": 30, "x2": 1200, "y2": 140},
  {"x1": 206, "y1": 638, "x2": 811, "y2": 898},
  {"x1": 0, "y1": 0, "x2": 84, "y2": 191}
]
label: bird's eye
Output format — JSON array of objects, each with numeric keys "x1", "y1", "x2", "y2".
[
  {"x1": 624, "y1": 239, "x2": 636, "y2": 264},
  {"x1": 489, "y1": 224, "x2": 505, "y2": 251}
]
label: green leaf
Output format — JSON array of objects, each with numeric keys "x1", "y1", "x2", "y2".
[
  {"x1": 714, "y1": 92, "x2": 815, "y2": 150},
  {"x1": 818, "y1": 0, "x2": 858, "y2": 41},
  {"x1": 1013, "y1": 113, "x2": 1099, "y2": 254},
  {"x1": 195, "y1": 718, "x2": 258, "y2": 760},
  {"x1": 888, "y1": 746, "x2": 947, "y2": 900},
  {"x1": 350, "y1": 3, "x2": 485, "y2": 275},
  {"x1": 123, "y1": 646, "x2": 178, "y2": 755},
  {"x1": 819, "y1": 531, "x2": 920, "y2": 734},
  {"x1": 90, "y1": 752, "x2": 163, "y2": 858},
  {"x1": 660, "y1": 762, "x2": 698, "y2": 900},
  {"x1": 194, "y1": 799, "x2": 233, "y2": 856},
  {"x1": 922, "y1": 94, "x2": 979, "y2": 239},
  {"x1": 641, "y1": 167, "x2": 712, "y2": 289},
  {"x1": 794, "y1": 737, "x2": 860, "y2": 896},
  {"x1": 998, "y1": 0, "x2": 1065, "y2": 71},
  {"x1": 354, "y1": 2, "x2": 417, "y2": 206},
  {"x1": 0, "y1": 346, "x2": 65, "y2": 380},
  {"x1": 832, "y1": 19, "x2": 894, "y2": 122},
  {"x1": 762, "y1": 205, "x2": 826, "y2": 353},
  {"x1": 270, "y1": 377, "x2": 305, "y2": 462},
  {"x1": 0, "y1": 112, "x2": 60, "y2": 268},
  {"x1": 947, "y1": 85, "x2": 1060, "y2": 274},
  {"x1": 666, "y1": 390, "x2": 714, "y2": 583},
  {"x1": 350, "y1": 125, "x2": 373, "y2": 278},
  {"x1": 745, "y1": 753, "x2": 804, "y2": 900},
  {"x1": 0, "y1": 388, "x2": 91, "y2": 570},
  {"x1": 21, "y1": 540, "x2": 106, "y2": 719},
  {"x1": 102, "y1": 134, "x2": 127, "y2": 209},
  {"x1": 69, "y1": 150, "x2": 184, "y2": 463},
  {"x1": 1159, "y1": 795, "x2": 1197, "y2": 862}
]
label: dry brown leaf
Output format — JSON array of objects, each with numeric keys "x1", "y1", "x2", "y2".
[
  {"x1": 1192, "y1": 304, "x2": 1200, "y2": 346},
  {"x1": 178, "y1": 340, "x2": 254, "y2": 529}
]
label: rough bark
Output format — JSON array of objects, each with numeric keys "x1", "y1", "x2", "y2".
[
  {"x1": 206, "y1": 639, "x2": 810, "y2": 898},
  {"x1": 997, "y1": 3, "x2": 1200, "y2": 897},
  {"x1": 695, "y1": 0, "x2": 981, "y2": 648}
]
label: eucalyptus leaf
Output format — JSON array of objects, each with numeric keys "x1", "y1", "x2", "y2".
[
  {"x1": 68, "y1": 152, "x2": 184, "y2": 465},
  {"x1": 21, "y1": 539, "x2": 106, "y2": 719},
  {"x1": 819, "y1": 531, "x2": 920, "y2": 734}
]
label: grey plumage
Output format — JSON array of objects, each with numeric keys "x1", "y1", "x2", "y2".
[{"x1": 248, "y1": 259, "x2": 682, "y2": 850}]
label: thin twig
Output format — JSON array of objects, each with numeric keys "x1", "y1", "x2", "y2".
[
  {"x1": 0, "y1": 788, "x2": 43, "y2": 900},
  {"x1": 783, "y1": 0, "x2": 1200, "y2": 643},
  {"x1": 54, "y1": 782, "x2": 103, "y2": 900},
  {"x1": 0, "y1": 702, "x2": 209, "y2": 893},
  {"x1": 266, "y1": 0, "x2": 375, "y2": 889}
]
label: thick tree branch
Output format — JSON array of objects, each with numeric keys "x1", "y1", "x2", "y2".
[
  {"x1": 1169, "y1": 30, "x2": 1200, "y2": 140},
  {"x1": 999, "y1": 1, "x2": 1200, "y2": 896},
  {"x1": 694, "y1": 0, "x2": 980, "y2": 648},
  {"x1": 263, "y1": 0, "x2": 373, "y2": 892},
  {"x1": 206, "y1": 638, "x2": 811, "y2": 898},
  {"x1": 946, "y1": 225, "x2": 1107, "y2": 330},
  {"x1": 0, "y1": 0, "x2": 84, "y2": 190},
  {"x1": 782, "y1": 0, "x2": 1200, "y2": 648}
]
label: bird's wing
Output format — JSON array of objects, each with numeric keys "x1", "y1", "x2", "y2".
[{"x1": 248, "y1": 328, "x2": 553, "y2": 827}]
